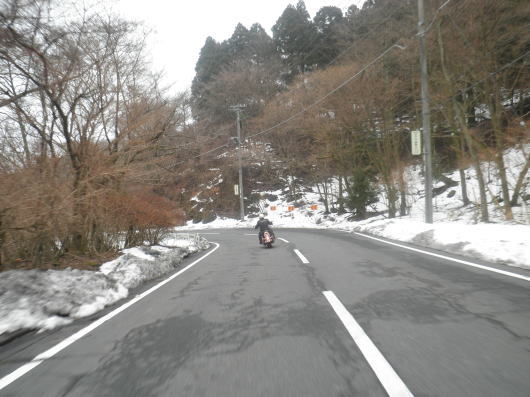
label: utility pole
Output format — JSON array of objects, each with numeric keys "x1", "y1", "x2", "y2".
[
  {"x1": 418, "y1": 0, "x2": 433, "y2": 223},
  {"x1": 230, "y1": 105, "x2": 245, "y2": 220}
]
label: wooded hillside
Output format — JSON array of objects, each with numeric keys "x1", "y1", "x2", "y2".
[
  {"x1": 1, "y1": 0, "x2": 528, "y2": 268},
  {"x1": 183, "y1": 0, "x2": 529, "y2": 223}
]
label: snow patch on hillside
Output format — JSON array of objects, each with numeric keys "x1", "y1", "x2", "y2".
[
  {"x1": 178, "y1": 145, "x2": 530, "y2": 269},
  {"x1": 406, "y1": 145, "x2": 529, "y2": 224}
]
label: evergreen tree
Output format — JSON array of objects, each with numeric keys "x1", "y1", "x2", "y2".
[
  {"x1": 227, "y1": 23, "x2": 251, "y2": 59},
  {"x1": 191, "y1": 36, "x2": 230, "y2": 111},
  {"x1": 345, "y1": 169, "x2": 378, "y2": 220},
  {"x1": 192, "y1": 23, "x2": 282, "y2": 124},
  {"x1": 248, "y1": 23, "x2": 278, "y2": 65},
  {"x1": 313, "y1": 6, "x2": 346, "y2": 65},
  {"x1": 228, "y1": 23, "x2": 278, "y2": 64},
  {"x1": 345, "y1": 4, "x2": 360, "y2": 20},
  {"x1": 272, "y1": 1, "x2": 318, "y2": 81}
]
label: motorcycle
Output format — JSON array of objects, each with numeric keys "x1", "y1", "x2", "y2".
[{"x1": 262, "y1": 230, "x2": 274, "y2": 248}]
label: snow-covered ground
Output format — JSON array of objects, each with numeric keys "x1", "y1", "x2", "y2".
[
  {"x1": 177, "y1": 145, "x2": 530, "y2": 269},
  {"x1": 0, "y1": 233, "x2": 209, "y2": 339}
]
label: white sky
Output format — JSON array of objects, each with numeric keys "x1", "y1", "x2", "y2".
[{"x1": 111, "y1": 0, "x2": 366, "y2": 94}]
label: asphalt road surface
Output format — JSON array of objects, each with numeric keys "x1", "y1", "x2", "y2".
[{"x1": 0, "y1": 228, "x2": 529, "y2": 397}]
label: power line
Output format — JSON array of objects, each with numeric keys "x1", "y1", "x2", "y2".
[
  {"x1": 163, "y1": 42, "x2": 409, "y2": 170},
  {"x1": 421, "y1": 0, "x2": 452, "y2": 36},
  {"x1": 272, "y1": 3, "x2": 417, "y2": 114},
  {"x1": 327, "y1": 1, "x2": 416, "y2": 67},
  {"x1": 246, "y1": 44, "x2": 407, "y2": 141},
  {"x1": 167, "y1": 3, "x2": 418, "y2": 168},
  {"x1": 220, "y1": 2, "x2": 460, "y2": 144},
  {"x1": 162, "y1": 0, "x2": 476, "y2": 170}
]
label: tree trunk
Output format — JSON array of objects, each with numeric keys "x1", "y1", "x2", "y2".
[
  {"x1": 437, "y1": 24, "x2": 477, "y2": 213},
  {"x1": 386, "y1": 184, "x2": 397, "y2": 218},
  {"x1": 338, "y1": 175, "x2": 345, "y2": 214},
  {"x1": 458, "y1": 137, "x2": 470, "y2": 206},
  {"x1": 494, "y1": 151, "x2": 513, "y2": 220},
  {"x1": 461, "y1": 127, "x2": 489, "y2": 222},
  {"x1": 454, "y1": 102, "x2": 489, "y2": 222},
  {"x1": 510, "y1": 152, "x2": 530, "y2": 206},
  {"x1": 400, "y1": 189, "x2": 407, "y2": 216},
  {"x1": 0, "y1": 209, "x2": 6, "y2": 266},
  {"x1": 15, "y1": 112, "x2": 32, "y2": 165},
  {"x1": 70, "y1": 164, "x2": 89, "y2": 252},
  {"x1": 489, "y1": 92, "x2": 513, "y2": 220},
  {"x1": 343, "y1": 176, "x2": 356, "y2": 215},
  {"x1": 459, "y1": 168, "x2": 470, "y2": 206},
  {"x1": 323, "y1": 180, "x2": 330, "y2": 214},
  {"x1": 316, "y1": 183, "x2": 329, "y2": 214}
]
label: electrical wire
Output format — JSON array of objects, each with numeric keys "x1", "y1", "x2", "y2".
[
  {"x1": 162, "y1": 0, "x2": 482, "y2": 170},
  {"x1": 327, "y1": 1, "x2": 416, "y2": 67},
  {"x1": 421, "y1": 0, "x2": 453, "y2": 36},
  {"x1": 164, "y1": 41, "x2": 409, "y2": 170},
  {"x1": 246, "y1": 44, "x2": 407, "y2": 141}
]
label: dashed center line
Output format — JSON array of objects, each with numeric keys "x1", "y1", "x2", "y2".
[
  {"x1": 294, "y1": 249, "x2": 310, "y2": 264},
  {"x1": 278, "y1": 237, "x2": 289, "y2": 243},
  {"x1": 323, "y1": 291, "x2": 414, "y2": 397}
]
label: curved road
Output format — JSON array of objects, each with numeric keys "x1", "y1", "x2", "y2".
[{"x1": 0, "y1": 229, "x2": 529, "y2": 396}]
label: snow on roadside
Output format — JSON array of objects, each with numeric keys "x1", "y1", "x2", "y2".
[
  {"x1": 0, "y1": 233, "x2": 210, "y2": 338},
  {"x1": 0, "y1": 270, "x2": 127, "y2": 335},
  {"x1": 162, "y1": 233, "x2": 210, "y2": 253},
  {"x1": 352, "y1": 218, "x2": 530, "y2": 269},
  {"x1": 178, "y1": 210, "x2": 530, "y2": 270},
  {"x1": 177, "y1": 145, "x2": 529, "y2": 270},
  {"x1": 100, "y1": 234, "x2": 209, "y2": 289}
]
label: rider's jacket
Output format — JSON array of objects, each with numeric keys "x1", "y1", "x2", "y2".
[{"x1": 254, "y1": 219, "x2": 273, "y2": 232}]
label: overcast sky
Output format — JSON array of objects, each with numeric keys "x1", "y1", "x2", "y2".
[{"x1": 111, "y1": 0, "x2": 366, "y2": 94}]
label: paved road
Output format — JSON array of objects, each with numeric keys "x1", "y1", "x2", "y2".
[{"x1": 0, "y1": 228, "x2": 529, "y2": 396}]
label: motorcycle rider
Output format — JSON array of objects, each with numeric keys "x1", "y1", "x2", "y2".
[{"x1": 254, "y1": 213, "x2": 275, "y2": 244}]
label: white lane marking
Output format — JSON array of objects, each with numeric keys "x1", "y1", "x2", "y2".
[
  {"x1": 0, "y1": 243, "x2": 221, "y2": 391},
  {"x1": 244, "y1": 233, "x2": 258, "y2": 236},
  {"x1": 354, "y1": 232, "x2": 530, "y2": 282},
  {"x1": 198, "y1": 232, "x2": 220, "y2": 235},
  {"x1": 323, "y1": 291, "x2": 414, "y2": 397},
  {"x1": 278, "y1": 237, "x2": 290, "y2": 243},
  {"x1": 294, "y1": 249, "x2": 310, "y2": 264}
]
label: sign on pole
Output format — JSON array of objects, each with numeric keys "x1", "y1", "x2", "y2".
[
  {"x1": 234, "y1": 184, "x2": 239, "y2": 196},
  {"x1": 411, "y1": 130, "x2": 422, "y2": 155}
]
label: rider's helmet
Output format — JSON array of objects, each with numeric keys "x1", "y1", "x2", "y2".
[{"x1": 259, "y1": 213, "x2": 265, "y2": 219}]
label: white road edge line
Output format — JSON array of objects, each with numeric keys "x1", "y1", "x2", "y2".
[
  {"x1": 294, "y1": 249, "x2": 309, "y2": 264},
  {"x1": 198, "y1": 232, "x2": 221, "y2": 235},
  {"x1": 354, "y1": 232, "x2": 530, "y2": 282},
  {"x1": 323, "y1": 291, "x2": 414, "y2": 397},
  {"x1": 0, "y1": 243, "x2": 221, "y2": 392},
  {"x1": 278, "y1": 237, "x2": 290, "y2": 243}
]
